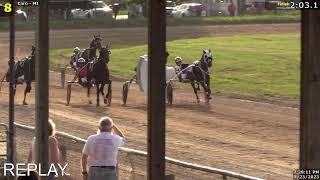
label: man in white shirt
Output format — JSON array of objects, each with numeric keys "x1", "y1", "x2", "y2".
[{"x1": 81, "y1": 117, "x2": 125, "y2": 180}]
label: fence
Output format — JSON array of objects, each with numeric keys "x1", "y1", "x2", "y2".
[
  {"x1": 0, "y1": 124, "x2": 8, "y2": 162},
  {"x1": 10, "y1": 122, "x2": 264, "y2": 180}
]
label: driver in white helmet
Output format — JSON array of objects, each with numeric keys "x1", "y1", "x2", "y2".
[
  {"x1": 70, "y1": 47, "x2": 81, "y2": 71},
  {"x1": 77, "y1": 57, "x2": 88, "y2": 85},
  {"x1": 174, "y1": 56, "x2": 183, "y2": 73},
  {"x1": 174, "y1": 56, "x2": 186, "y2": 81}
]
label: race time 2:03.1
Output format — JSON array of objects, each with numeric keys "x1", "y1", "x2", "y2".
[{"x1": 278, "y1": 0, "x2": 320, "y2": 9}]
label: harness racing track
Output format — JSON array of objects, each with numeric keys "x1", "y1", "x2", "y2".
[{"x1": 0, "y1": 23, "x2": 299, "y2": 179}]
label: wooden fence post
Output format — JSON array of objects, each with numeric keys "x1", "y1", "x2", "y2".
[
  {"x1": 35, "y1": 0, "x2": 49, "y2": 178},
  {"x1": 147, "y1": 0, "x2": 166, "y2": 178},
  {"x1": 300, "y1": 10, "x2": 320, "y2": 168}
]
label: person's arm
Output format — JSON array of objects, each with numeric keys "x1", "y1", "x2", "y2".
[
  {"x1": 81, "y1": 137, "x2": 91, "y2": 180},
  {"x1": 112, "y1": 124, "x2": 125, "y2": 138},
  {"x1": 49, "y1": 137, "x2": 60, "y2": 165},
  {"x1": 81, "y1": 153, "x2": 88, "y2": 180}
]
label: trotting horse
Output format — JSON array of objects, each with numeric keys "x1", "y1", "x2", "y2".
[
  {"x1": 189, "y1": 49, "x2": 213, "y2": 103},
  {"x1": 0, "y1": 46, "x2": 35, "y2": 105},
  {"x1": 67, "y1": 35, "x2": 112, "y2": 106},
  {"x1": 87, "y1": 46, "x2": 112, "y2": 106},
  {"x1": 170, "y1": 50, "x2": 213, "y2": 104}
]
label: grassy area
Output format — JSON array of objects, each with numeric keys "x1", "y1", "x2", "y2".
[
  {"x1": 118, "y1": 10, "x2": 128, "y2": 16},
  {"x1": 0, "y1": 12, "x2": 300, "y2": 31},
  {"x1": 50, "y1": 33, "x2": 300, "y2": 101}
]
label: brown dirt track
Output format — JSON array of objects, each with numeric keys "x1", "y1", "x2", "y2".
[{"x1": 0, "y1": 23, "x2": 300, "y2": 179}]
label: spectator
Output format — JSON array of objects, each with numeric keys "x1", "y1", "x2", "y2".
[
  {"x1": 228, "y1": 2, "x2": 236, "y2": 16},
  {"x1": 27, "y1": 119, "x2": 60, "y2": 180},
  {"x1": 81, "y1": 117, "x2": 125, "y2": 180},
  {"x1": 112, "y1": 3, "x2": 120, "y2": 19},
  {"x1": 17, "y1": 171, "x2": 39, "y2": 180}
]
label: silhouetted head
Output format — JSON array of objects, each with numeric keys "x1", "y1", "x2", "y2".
[
  {"x1": 90, "y1": 34, "x2": 102, "y2": 50},
  {"x1": 99, "y1": 45, "x2": 111, "y2": 63}
]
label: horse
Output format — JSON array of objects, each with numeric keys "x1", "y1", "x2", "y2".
[
  {"x1": 0, "y1": 46, "x2": 35, "y2": 105},
  {"x1": 87, "y1": 46, "x2": 112, "y2": 106},
  {"x1": 68, "y1": 35, "x2": 112, "y2": 106},
  {"x1": 177, "y1": 50, "x2": 213, "y2": 103}
]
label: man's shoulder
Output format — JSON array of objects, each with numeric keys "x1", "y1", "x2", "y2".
[
  {"x1": 111, "y1": 134, "x2": 125, "y2": 143},
  {"x1": 86, "y1": 134, "x2": 99, "y2": 141}
]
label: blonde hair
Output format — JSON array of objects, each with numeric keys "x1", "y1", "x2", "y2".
[
  {"x1": 48, "y1": 119, "x2": 56, "y2": 136},
  {"x1": 98, "y1": 117, "x2": 113, "y2": 132}
]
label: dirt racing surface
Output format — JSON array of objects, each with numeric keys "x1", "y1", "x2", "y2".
[{"x1": 0, "y1": 23, "x2": 300, "y2": 179}]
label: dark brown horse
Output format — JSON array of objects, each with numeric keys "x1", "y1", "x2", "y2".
[
  {"x1": 87, "y1": 46, "x2": 112, "y2": 106},
  {"x1": 68, "y1": 35, "x2": 112, "y2": 106},
  {"x1": 0, "y1": 46, "x2": 35, "y2": 105}
]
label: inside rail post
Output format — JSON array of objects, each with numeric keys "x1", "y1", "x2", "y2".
[
  {"x1": 222, "y1": 174, "x2": 227, "y2": 180},
  {"x1": 300, "y1": 10, "x2": 320, "y2": 168},
  {"x1": 165, "y1": 174, "x2": 175, "y2": 180},
  {"x1": 61, "y1": 68, "x2": 65, "y2": 88},
  {"x1": 35, "y1": 0, "x2": 49, "y2": 178},
  {"x1": 8, "y1": 2, "x2": 16, "y2": 180},
  {"x1": 147, "y1": 0, "x2": 166, "y2": 178}
]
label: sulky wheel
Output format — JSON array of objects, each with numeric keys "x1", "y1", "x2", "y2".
[
  {"x1": 122, "y1": 81, "x2": 130, "y2": 106},
  {"x1": 166, "y1": 82, "x2": 173, "y2": 105},
  {"x1": 66, "y1": 84, "x2": 72, "y2": 105}
]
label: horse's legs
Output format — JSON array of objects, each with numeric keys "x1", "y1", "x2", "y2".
[
  {"x1": 205, "y1": 75, "x2": 211, "y2": 98},
  {"x1": 105, "y1": 81, "x2": 112, "y2": 105},
  {"x1": 99, "y1": 83, "x2": 105, "y2": 98},
  {"x1": 87, "y1": 86, "x2": 92, "y2": 104},
  {"x1": 23, "y1": 82, "x2": 31, "y2": 105},
  {"x1": 106, "y1": 81, "x2": 112, "y2": 98},
  {"x1": 96, "y1": 84, "x2": 100, "y2": 106},
  {"x1": 191, "y1": 82, "x2": 200, "y2": 103},
  {"x1": 199, "y1": 81, "x2": 211, "y2": 101},
  {"x1": 196, "y1": 82, "x2": 200, "y2": 91}
]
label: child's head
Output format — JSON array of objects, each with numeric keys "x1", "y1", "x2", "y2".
[{"x1": 48, "y1": 118, "x2": 56, "y2": 136}]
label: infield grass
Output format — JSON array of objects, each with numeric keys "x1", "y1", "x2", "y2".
[{"x1": 50, "y1": 33, "x2": 300, "y2": 102}]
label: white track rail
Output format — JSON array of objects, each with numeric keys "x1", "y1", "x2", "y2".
[{"x1": 14, "y1": 122, "x2": 265, "y2": 180}]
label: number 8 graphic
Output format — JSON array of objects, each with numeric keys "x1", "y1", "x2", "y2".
[{"x1": 4, "y1": 3, "x2": 12, "y2": 13}]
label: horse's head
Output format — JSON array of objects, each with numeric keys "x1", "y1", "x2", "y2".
[
  {"x1": 90, "y1": 34, "x2": 102, "y2": 50},
  {"x1": 99, "y1": 45, "x2": 111, "y2": 63},
  {"x1": 201, "y1": 49, "x2": 213, "y2": 68}
]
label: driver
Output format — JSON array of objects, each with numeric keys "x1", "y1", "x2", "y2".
[
  {"x1": 175, "y1": 56, "x2": 193, "y2": 82},
  {"x1": 77, "y1": 58, "x2": 88, "y2": 85},
  {"x1": 70, "y1": 47, "x2": 81, "y2": 71},
  {"x1": 174, "y1": 56, "x2": 183, "y2": 72},
  {"x1": 174, "y1": 56, "x2": 185, "y2": 81}
]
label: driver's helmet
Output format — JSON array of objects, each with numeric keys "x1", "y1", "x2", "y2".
[
  {"x1": 77, "y1": 58, "x2": 86, "y2": 65},
  {"x1": 73, "y1": 47, "x2": 81, "y2": 55},
  {"x1": 175, "y1": 56, "x2": 182, "y2": 64}
]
